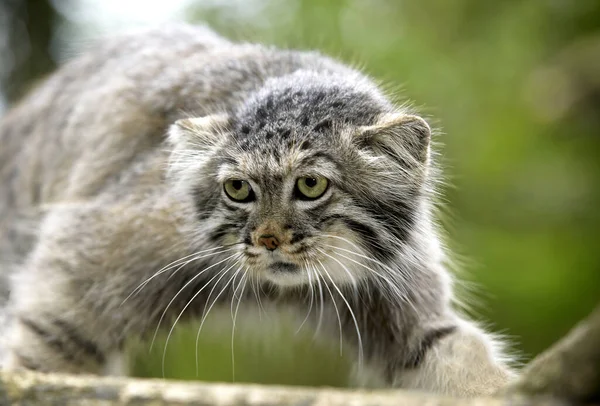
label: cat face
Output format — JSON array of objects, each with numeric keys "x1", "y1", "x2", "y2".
[
  {"x1": 215, "y1": 134, "x2": 356, "y2": 287},
  {"x1": 168, "y1": 90, "x2": 431, "y2": 289}
]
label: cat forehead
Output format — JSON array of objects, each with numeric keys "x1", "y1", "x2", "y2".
[
  {"x1": 230, "y1": 121, "x2": 330, "y2": 153},
  {"x1": 217, "y1": 146, "x2": 340, "y2": 182},
  {"x1": 233, "y1": 72, "x2": 390, "y2": 137}
]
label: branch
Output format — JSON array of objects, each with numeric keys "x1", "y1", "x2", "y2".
[
  {"x1": 503, "y1": 304, "x2": 600, "y2": 403},
  {"x1": 0, "y1": 369, "x2": 561, "y2": 406}
]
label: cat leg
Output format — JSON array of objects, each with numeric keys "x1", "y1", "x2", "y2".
[
  {"x1": 395, "y1": 319, "x2": 516, "y2": 396},
  {"x1": 1, "y1": 201, "x2": 203, "y2": 375},
  {"x1": 338, "y1": 289, "x2": 515, "y2": 395},
  {"x1": 3, "y1": 305, "x2": 110, "y2": 374},
  {"x1": 2, "y1": 254, "x2": 118, "y2": 374}
]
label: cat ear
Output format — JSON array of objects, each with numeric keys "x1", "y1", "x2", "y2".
[
  {"x1": 358, "y1": 113, "x2": 431, "y2": 166},
  {"x1": 168, "y1": 114, "x2": 230, "y2": 150}
]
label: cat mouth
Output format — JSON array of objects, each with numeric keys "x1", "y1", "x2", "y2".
[
  {"x1": 243, "y1": 250, "x2": 312, "y2": 285},
  {"x1": 268, "y1": 261, "x2": 299, "y2": 273},
  {"x1": 258, "y1": 260, "x2": 307, "y2": 286}
]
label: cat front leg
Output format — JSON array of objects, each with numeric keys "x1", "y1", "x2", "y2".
[
  {"x1": 341, "y1": 290, "x2": 516, "y2": 395},
  {"x1": 394, "y1": 319, "x2": 516, "y2": 396},
  {"x1": 2, "y1": 201, "x2": 206, "y2": 375},
  {"x1": 3, "y1": 307, "x2": 113, "y2": 374},
  {"x1": 2, "y1": 251, "x2": 124, "y2": 374}
]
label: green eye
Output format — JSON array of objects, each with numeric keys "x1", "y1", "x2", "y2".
[
  {"x1": 224, "y1": 179, "x2": 253, "y2": 202},
  {"x1": 296, "y1": 176, "x2": 329, "y2": 200}
]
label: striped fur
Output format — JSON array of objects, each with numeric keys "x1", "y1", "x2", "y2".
[{"x1": 0, "y1": 24, "x2": 514, "y2": 395}]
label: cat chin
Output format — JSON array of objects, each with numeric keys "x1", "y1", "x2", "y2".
[{"x1": 262, "y1": 270, "x2": 309, "y2": 287}]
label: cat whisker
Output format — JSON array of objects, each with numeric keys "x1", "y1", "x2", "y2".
[
  {"x1": 322, "y1": 233, "x2": 410, "y2": 267},
  {"x1": 316, "y1": 248, "x2": 358, "y2": 286},
  {"x1": 160, "y1": 256, "x2": 241, "y2": 377},
  {"x1": 163, "y1": 251, "x2": 235, "y2": 288},
  {"x1": 295, "y1": 260, "x2": 315, "y2": 335},
  {"x1": 313, "y1": 264, "x2": 325, "y2": 338},
  {"x1": 321, "y1": 234, "x2": 364, "y2": 253},
  {"x1": 250, "y1": 272, "x2": 265, "y2": 320},
  {"x1": 231, "y1": 271, "x2": 248, "y2": 382},
  {"x1": 322, "y1": 233, "x2": 407, "y2": 265},
  {"x1": 325, "y1": 247, "x2": 418, "y2": 313},
  {"x1": 194, "y1": 265, "x2": 243, "y2": 375},
  {"x1": 322, "y1": 242, "x2": 392, "y2": 270},
  {"x1": 249, "y1": 272, "x2": 260, "y2": 319},
  {"x1": 318, "y1": 259, "x2": 364, "y2": 367},
  {"x1": 316, "y1": 248, "x2": 360, "y2": 304},
  {"x1": 125, "y1": 251, "x2": 215, "y2": 305},
  {"x1": 192, "y1": 264, "x2": 241, "y2": 375},
  {"x1": 314, "y1": 262, "x2": 343, "y2": 356},
  {"x1": 151, "y1": 253, "x2": 241, "y2": 352},
  {"x1": 321, "y1": 237, "x2": 413, "y2": 285},
  {"x1": 229, "y1": 269, "x2": 244, "y2": 319},
  {"x1": 121, "y1": 245, "x2": 240, "y2": 305},
  {"x1": 321, "y1": 245, "x2": 406, "y2": 299},
  {"x1": 257, "y1": 277, "x2": 268, "y2": 315}
]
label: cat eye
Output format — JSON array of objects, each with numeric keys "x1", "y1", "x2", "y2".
[
  {"x1": 224, "y1": 179, "x2": 254, "y2": 202},
  {"x1": 295, "y1": 176, "x2": 329, "y2": 200}
]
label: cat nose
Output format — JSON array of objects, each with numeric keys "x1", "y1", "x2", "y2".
[{"x1": 258, "y1": 234, "x2": 280, "y2": 251}]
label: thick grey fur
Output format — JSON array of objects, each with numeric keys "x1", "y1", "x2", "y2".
[{"x1": 0, "y1": 24, "x2": 513, "y2": 395}]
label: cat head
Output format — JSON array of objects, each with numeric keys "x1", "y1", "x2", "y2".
[{"x1": 168, "y1": 73, "x2": 435, "y2": 292}]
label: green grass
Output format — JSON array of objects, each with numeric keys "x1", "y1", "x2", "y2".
[{"x1": 130, "y1": 308, "x2": 352, "y2": 386}]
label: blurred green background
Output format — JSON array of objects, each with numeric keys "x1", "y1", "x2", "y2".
[{"x1": 1, "y1": 0, "x2": 599, "y2": 387}]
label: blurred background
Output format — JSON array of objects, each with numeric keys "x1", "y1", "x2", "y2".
[{"x1": 1, "y1": 0, "x2": 599, "y2": 387}]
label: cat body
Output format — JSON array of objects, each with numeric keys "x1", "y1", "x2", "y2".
[{"x1": 0, "y1": 24, "x2": 513, "y2": 395}]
